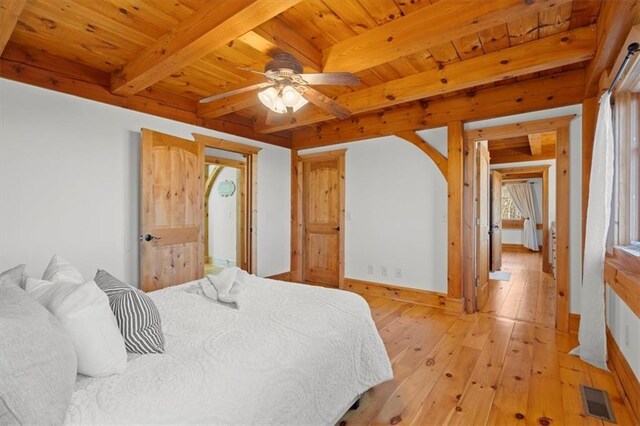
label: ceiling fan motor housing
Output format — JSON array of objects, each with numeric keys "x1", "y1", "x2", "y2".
[{"x1": 265, "y1": 52, "x2": 303, "y2": 75}]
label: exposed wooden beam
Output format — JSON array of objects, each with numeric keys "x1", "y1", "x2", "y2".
[
  {"x1": 489, "y1": 149, "x2": 556, "y2": 164},
  {"x1": 527, "y1": 134, "x2": 542, "y2": 156},
  {"x1": 259, "y1": 26, "x2": 595, "y2": 133},
  {"x1": 0, "y1": 56, "x2": 198, "y2": 125},
  {"x1": 395, "y1": 131, "x2": 448, "y2": 178},
  {"x1": 584, "y1": 0, "x2": 640, "y2": 97},
  {"x1": 202, "y1": 116, "x2": 291, "y2": 149},
  {"x1": 197, "y1": 91, "x2": 260, "y2": 119},
  {"x1": 110, "y1": 0, "x2": 301, "y2": 96},
  {"x1": 447, "y1": 121, "x2": 464, "y2": 304},
  {"x1": 239, "y1": 17, "x2": 322, "y2": 72},
  {"x1": 465, "y1": 115, "x2": 575, "y2": 141},
  {"x1": 0, "y1": 0, "x2": 26, "y2": 55},
  {"x1": 292, "y1": 69, "x2": 585, "y2": 149},
  {"x1": 322, "y1": 0, "x2": 572, "y2": 73}
]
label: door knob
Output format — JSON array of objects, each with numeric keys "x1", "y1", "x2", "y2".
[{"x1": 140, "y1": 234, "x2": 161, "y2": 242}]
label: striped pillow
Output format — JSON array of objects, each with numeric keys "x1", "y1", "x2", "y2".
[{"x1": 94, "y1": 270, "x2": 164, "y2": 354}]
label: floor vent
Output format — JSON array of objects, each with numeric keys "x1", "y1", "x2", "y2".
[{"x1": 580, "y1": 384, "x2": 616, "y2": 423}]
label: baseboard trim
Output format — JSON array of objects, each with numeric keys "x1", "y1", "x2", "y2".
[
  {"x1": 502, "y1": 243, "x2": 543, "y2": 252},
  {"x1": 266, "y1": 271, "x2": 291, "y2": 281},
  {"x1": 569, "y1": 313, "x2": 580, "y2": 334},
  {"x1": 344, "y1": 278, "x2": 450, "y2": 311},
  {"x1": 607, "y1": 327, "x2": 640, "y2": 424}
]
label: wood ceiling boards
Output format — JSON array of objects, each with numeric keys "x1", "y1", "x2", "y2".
[{"x1": 1, "y1": 0, "x2": 606, "y2": 148}]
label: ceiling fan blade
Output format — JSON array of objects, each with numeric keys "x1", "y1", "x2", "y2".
[
  {"x1": 237, "y1": 66, "x2": 267, "y2": 76},
  {"x1": 298, "y1": 72, "x2": 360, "y2": 86},
  {"x1": 302, "y1": 87, "x2": 352, "y2": 120},
  {"x1": 199, "y1": 82, "x2": 272, "y2": 104}
]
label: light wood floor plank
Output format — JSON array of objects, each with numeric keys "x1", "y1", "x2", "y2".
[{"x1": 340, "y1": 249, "x2": 633, "y2": 425}]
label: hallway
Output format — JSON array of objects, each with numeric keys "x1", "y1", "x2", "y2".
[{"x1": 480, "y1": 248, "x2": 555, "y2": 328}]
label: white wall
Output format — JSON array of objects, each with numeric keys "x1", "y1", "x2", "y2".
[
  {"x1": 300, "y1": 130, "x2": 449, "y2": 293},
  {"x1": 208, "y1": 167, "x2": 238, "y2": 266},
  {"x1": 606, "y1": 286, "x2": 640, "y2": 382},
  {"x1": 468, "y1": 106, "x2": 582, "y2": 313},
  {"x1": 0, "y1": 79, "x2": 291, "y2": 285}
]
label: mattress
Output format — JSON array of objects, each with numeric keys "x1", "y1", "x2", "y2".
[{"x1": 64, "y1": 275, "x2": 393, "y2": 425}]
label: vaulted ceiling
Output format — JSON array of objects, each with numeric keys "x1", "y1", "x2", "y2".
[{"x1": 0, "y1": 0, "x2": 632, "y2": 149}]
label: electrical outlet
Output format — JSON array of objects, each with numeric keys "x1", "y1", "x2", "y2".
[
  {"x1": 395, "y1": 268, "x2": 402, "y2": 279},
  {"x1": 381, "y1": 266, "x2": 387, "y2": 277},
  {"x1": 367, "y1": 265, "x2": 373, "y2": 275},
  {"x1": 625, "y1": 324, "x2": 630, "y2": 347}
]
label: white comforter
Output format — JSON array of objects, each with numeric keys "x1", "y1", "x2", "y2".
[{"x1": 64, "y1": 274, "x2": 392, "y2": 425}]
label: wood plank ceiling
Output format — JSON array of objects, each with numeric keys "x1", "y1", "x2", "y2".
[{"x1": 0, "y1": 0, "x2": 604, "y2": 148}]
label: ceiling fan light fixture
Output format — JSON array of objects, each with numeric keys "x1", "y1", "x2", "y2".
[{"x1": 258, "y1": 84, "x2": 308, "y2": 114}]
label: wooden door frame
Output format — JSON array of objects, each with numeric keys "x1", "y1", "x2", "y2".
[
  {"x1": 291, "y1": 149, "x2": 346, "y2": 288},
  {"x1": 462, "y1": 114, "x2": 573, "y2": 331},
  {"x1": 496, "y1": 166, "x2": 551, "y2": 274},
  {"x1": 193, "y1": 133, "x2": 260, "y2": 274},
  {"x1": 475, "y1": 141, "x2": 491, "y2": 310}
]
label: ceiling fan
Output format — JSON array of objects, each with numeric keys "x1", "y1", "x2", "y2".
[{"x1": 199, "y1": 52, "x2": 360, "y2": 124}]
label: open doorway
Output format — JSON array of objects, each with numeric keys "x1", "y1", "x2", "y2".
[
  {"x1": 205, "y1": 161, "x2": 243, "y2": 275},
  {"x1": 464, "y1": 116, "x2": 572, "y2": 329}
]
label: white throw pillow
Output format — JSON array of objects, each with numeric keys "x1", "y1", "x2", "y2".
[
  {"x1": 42, "y1": 255, "x2": 84, "y2": 284},
  {"x1": 26, "y1": 277, "x2": 127, "y2": 377}
]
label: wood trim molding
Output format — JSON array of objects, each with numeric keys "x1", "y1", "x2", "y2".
[
  {"x1": 297, "y1": 149, "x2": 348, "y2": 162},
  {"x1": 266, "y1": 271, "x2": 291, "y2": 281},
  {"x1": 447, "y1": 122, "x2": 464, "y2": 301},
  {"x1": 193, "y1": 133, "x2": 262, "y2": 154},
  {"x1": 555, "y1": 126, "x2": 570, "y2": 332},
  {"x1": 501, "y1": 220, "x2": 543, "y2": 230},
  {"x1": 605, "y1": 249, "x2": 640, "y2": 318},
  {"x1": 344, "y1": 278, "x2": 447, "y2": 310},
  {"x1": 204, "y1": 156, "x2": 245, "y2": 169},
  {"x1": 607, "y1": 327, "x2": 640, "y2": 424},
  {"x1": 290, "y1": 150, "x2": 303, "y2": 283},
  {"x1": 395, "y1": 131, "x2": 448, "y2": 178},
  {"x1": 462, "y1": 137, "x2": 476, "y2": 314},
  {"x1": 569, "y1": 313, "x2": 580, "y2": 334},
  {"x1": 501, "y1": 243, "x2": 543, "y2": 251}
]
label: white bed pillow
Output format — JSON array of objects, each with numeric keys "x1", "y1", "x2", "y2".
[
  {"x1": 26, "y1": 277, "x2": 127, "y2": 377},
  {"x1": 42, "y1": 254, "x2": 84, "y2": 284}
]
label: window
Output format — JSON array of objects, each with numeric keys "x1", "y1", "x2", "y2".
[
  {"x1": 501, "y1": 187, "x2": 522, "y2": 220},
  {"x1": 610, "y1": 62, "x2": 639, "y2": 256}
]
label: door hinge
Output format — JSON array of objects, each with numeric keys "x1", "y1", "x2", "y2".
[{"x1": 475, "y1": 278, "x2": 479, "y2": 287}]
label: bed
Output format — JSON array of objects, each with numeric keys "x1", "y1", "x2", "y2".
[{"x1": 63, "y1": 274, "x2": 393, "y2": 425}]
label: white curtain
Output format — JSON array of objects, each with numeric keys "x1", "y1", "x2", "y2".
[
  {"x1": 507, "y1": 183, "x2": 539, "y2": 251},
  {"x1": 570, "y1": 92, "x2": 613, "y2": 370}
]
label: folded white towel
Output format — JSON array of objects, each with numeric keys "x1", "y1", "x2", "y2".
[{"x1": 200, "y1": 267, "x2": 248, "y2": 309}]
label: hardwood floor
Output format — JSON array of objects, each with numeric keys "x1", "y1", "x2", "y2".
[
  {"x1": 340, "y1": 249, "x2": 634, "y2": 425},
  {"x1": 481, "y1": 249, "x2": 555, "y2": 328}
]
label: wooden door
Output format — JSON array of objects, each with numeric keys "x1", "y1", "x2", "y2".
[
  {"x1": 302, "y1": 152, "x2": 345, "y2": 287},
  {"x1": 490, "y1": 170, "x2": 503, "y2": 271},
  {"x1": 476, "y1": 142, "x2": 490, "y2": 308},
  {"x1": 140, "y1": 129, "x2": 204, "y2": 292}
]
